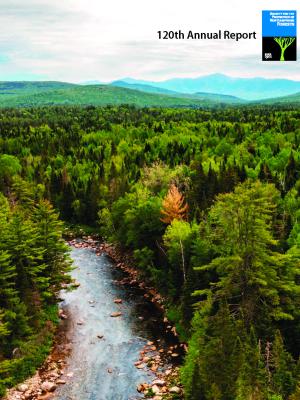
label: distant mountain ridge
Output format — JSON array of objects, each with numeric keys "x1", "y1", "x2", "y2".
[
  {"x1": 0, "y1": 77, "x2": 299, "y2": 108},
  {"x1": 110, "y1": 80, "x2": 244, "y2": 103},
  {"x1": 110, "y1": 80, "x2": 180, "y2": 96},
  {"x1": 118, "y1": 74, "x2": 300, "y2": 100}
]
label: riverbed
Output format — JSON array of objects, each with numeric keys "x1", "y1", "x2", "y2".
[{"x1": 53, "y1": 246, "x2": 180, "y2": 400}]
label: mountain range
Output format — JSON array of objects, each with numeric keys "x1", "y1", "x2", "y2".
[
  {"x1": 111, "y1": 74, "x2": 300, "y2": 101},
  {"x1": 0, "y1": 74, "x2": 300, "y2": 108}
]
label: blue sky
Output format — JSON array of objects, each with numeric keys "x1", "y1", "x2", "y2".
[{"x1": 0, "y1": 0, "x2": 299, "y2": 82}]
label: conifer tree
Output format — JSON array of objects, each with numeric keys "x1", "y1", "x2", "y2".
[
  {"x1": 32, "y1": 200, "x2": 71, "y2": 299},
  {"x1": 4, "y1": 212, "x2": 47, "y2": 307},
  {"x1": 235, "y1": 329, "x2": 269, "y2": 400},
  {"x1": 160, "y1": 184, "x2": 188, "y2": 224},
  {"x1": 0, "y1": 251, "x2": 17, "y2": 322},
  {"x1": 194, "y1": 180, "x2": 300, "y2": 329},
  {"x1": 0, "y1": 310, "x2": 9, "y2": 343},
  {"x1": 271, "y1": 331, "x2": 296, "y2": 397},
  {"x1": 0, "y1": 253, "x2": 15, "y2": 349}
]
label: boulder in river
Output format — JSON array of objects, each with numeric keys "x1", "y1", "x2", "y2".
[
  {"x1": 56, "y1": 379, "x2": 66, "y2": 385},
  {"x1": 110, "y1": 312, "x2": 122, "y2": 317},
  {"x1": 152, "y1": 379, "x2": 166, "y2": 387},
  {"x1": 137, "y1": 383, "x2": 148, "y2": 392},
  {"x1": 136, "y1": 363, "x2": 145, "y2": 369},
  {"x1": 114, "y1": 298, "x2": 122, "y2": 304},
  {"x1": 41, "y1": 381, "x2": 57, "y2": 392}
]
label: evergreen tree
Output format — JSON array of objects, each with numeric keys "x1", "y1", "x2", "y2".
[
  {"x1": 195, "y1": 181, "x2": 300, "y2": 330},
  {"x1": 32, "y1": 200, "x2": 71, "y2": 300},
  {"x1": 271, "y1": 331, "x2": 297, "y2": 397},
  {"x1": 235, "y1": 329, "x2": 269, "y2": 400},
  {"x1": 4, "y1": 212, "x2": 48, "y2": 308}
]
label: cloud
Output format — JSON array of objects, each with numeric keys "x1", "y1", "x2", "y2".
[{"x1": 0, "y1": 0, "x2": 299, "y2": 81}]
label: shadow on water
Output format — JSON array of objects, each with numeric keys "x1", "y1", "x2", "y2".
[{"x1": 54, "y1": 246, "x2": 181, "y2": 400}]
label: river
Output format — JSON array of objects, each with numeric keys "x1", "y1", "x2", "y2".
[{"x1": 53, "y1": 245, "x2": 180, "y2": 400}]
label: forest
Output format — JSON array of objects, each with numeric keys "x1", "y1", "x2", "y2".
[{"x1": 0, "y1": 104, "x2": 300, "y2": 399}]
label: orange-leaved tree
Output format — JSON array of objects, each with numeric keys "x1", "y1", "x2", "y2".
[{"x1": 160, "y1": 184, "x2": 188, "y2": 224}]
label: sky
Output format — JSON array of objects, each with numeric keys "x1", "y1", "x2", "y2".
[{"x1": 0, "y1": 0, "x2": 299, "y2": 82}]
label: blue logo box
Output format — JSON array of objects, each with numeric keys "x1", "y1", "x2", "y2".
[{"x1": 262, "y1": 10, "x2": 296, "y2": 37}]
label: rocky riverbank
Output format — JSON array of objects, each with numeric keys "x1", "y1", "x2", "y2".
[{"x1": 3, "y1": 313, "x2": 71, "y2": 400}]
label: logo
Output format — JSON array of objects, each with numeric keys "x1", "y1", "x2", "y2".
[{"x1": 262, "y1": 11, "x2": 297, "y2": 61}]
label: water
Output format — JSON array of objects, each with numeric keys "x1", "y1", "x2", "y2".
[{"x1": 54, "y1": 246, "x2": 177, "y2": 400}]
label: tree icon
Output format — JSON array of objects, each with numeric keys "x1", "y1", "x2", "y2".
[{"x1": 274, "y1": 37, "x2": 295, "y2": 61}]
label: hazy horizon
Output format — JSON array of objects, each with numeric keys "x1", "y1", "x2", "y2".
[{"x1": 1, "y1": 72, "x2": 300, "y2": 85}]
